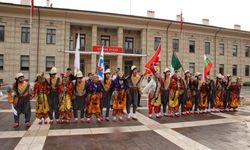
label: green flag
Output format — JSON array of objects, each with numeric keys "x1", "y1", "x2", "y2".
[{"x1": 170, "y1": 52, "x2": 182, "y2": 76}]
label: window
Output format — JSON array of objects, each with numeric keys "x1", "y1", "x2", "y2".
[
  {"x1": 46, "y1": 56, "x2": 55, "y2": 71},
  {"x1": 219, "y1": 43, "x2": 224, "y2": 55},
  {"x1": 0, "y1": 26, "x2": 4, "y2": 42},
  {"x1": 0, "y1": 54, "x2": 3, "y2": 70},
  {"x1": 154, "y1": 37, "x2": 161, "y2": 51},
  {"x1": 124, "y1": 60, "x2": 133, "y2": 76},
  {"x1": 75, "y1": 34, "x2": 86, "y2": 51},
  {"x1": 232, "y1": 65, "x2": 237, "y2": 76},
  {"x1": 245, "y1": 65, "x2": 250, "y2": 76},
  {"x1": 101, "y1": 35, "x2": 110, "y2": 46},
  {"x1": 189, "y1": 63, "x2": 195, "y2": 75},
  {"x1": 189, "y1": 40, "x2": 195, "y2": 53},
  {"x1": 173, "y1": 39, "x2": 179, "y2": 52},
  {"x1": 80, "y1": 59, "x2": 85, "y2": 76},
  {"x1": 219, "y1": 64, "x2": 224, "y2": 75},
  {"x1": 21, "y1": 27, "x2": 30, "y2": 43},
  {"x1": 232, "y1": 45, "x2": 237, "y2": 56},
  {"x1": 125, "y1": 37, "x2": 134, "y2": 52},
  {"x1": 204, "y1": 42, "x2": 210, "y2": 54},
  {"x1": 20, "y1": 55, "x2": 29, "y2": 71},
  {"x1": 104, "y1": 59, "x2": 110, "y2": 69},
  {"x1": 46, "y1": 29, "x2": 56, "y2": 44},
  {"x1": 246, "y1": 46, "x2": 250, "y2": 57}
]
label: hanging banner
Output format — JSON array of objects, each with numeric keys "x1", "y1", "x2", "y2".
[{"x1": 92, "y1": 46, "x2": 123, "y2": 53}]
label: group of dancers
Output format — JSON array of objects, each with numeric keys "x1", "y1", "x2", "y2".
[{"x1": 7, "y1": 64, "x2": 242, "y2": 128}]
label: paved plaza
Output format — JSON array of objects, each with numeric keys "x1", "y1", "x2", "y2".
[{"x1": 0, "y1": 88, "x2": 250, "y2": 150}]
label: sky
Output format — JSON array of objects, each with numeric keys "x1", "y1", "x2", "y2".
[{"x1": 1, "y1": 0, "x2": 250, "y2": 31}]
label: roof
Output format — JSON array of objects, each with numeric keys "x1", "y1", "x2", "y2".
[{"x1": 0, "y1": 2, "x2": 249, "y2": 34}]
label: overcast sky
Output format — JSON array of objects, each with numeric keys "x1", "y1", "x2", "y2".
[{"x1": 1, "y1": 0, "x2": 250, "y2": 31}]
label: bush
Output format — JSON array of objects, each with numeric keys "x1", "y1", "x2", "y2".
[{"x1": 243, "y1": 82, "x2": 250, "y2": 86}]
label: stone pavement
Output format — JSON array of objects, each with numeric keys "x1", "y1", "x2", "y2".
[{"x1": 0, "y1": 94, "x2": 250, "y2": 150}]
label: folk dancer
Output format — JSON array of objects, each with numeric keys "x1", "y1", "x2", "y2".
[
  {"x1": 177, "y1": 72, "x2": 187, "y2": 115},
  {"x1": 33, "y1": 73, "x2": 49, "y2": 124},
  {"x1": 168, "y1": 74, "x2": 180, "y2": 117},
  {"x1": 7, "y1": 73, "x2": 32, "y2": 128},
  {"x1": 194, "y1": 72, "x2": 202, "y2": 114},
  {"x1": 214, "y1": 74, "x2": 225, "y2": 112},
  {"x1": 184, "y1": 70, "x2": 193, "y2": 115},
  {"x1": 161, "y1": 68, "x2": 170, "y2": 117},
  {"x1": 199, "y1": 80, "x2": 209, "y2": 113},
  {"x1": 228, "y1": 77, "x2": 241, "y2": 111},
  {"x1": 58, "y1": 73, "x2": 73, "y2": 124},
  {"x1": 223, "y1": 74, "x2": 232, "y2": 112}
]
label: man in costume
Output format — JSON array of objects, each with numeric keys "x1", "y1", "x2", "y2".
[
  {"x1": 142, "y1": 64, "x2": 162, "y2": 118},
  {"x1": 214, "y1": 73, "x2": 225, "y2": 112},
  {"x1": 199, "y1": 80, "x2": 209, "y2": 113},
  {"x1": 101, "y1": 68, "x2": 114, "y2": 121},
  {"x1": 72, "y1": 70, "x2": 86, "y2": 123},
  {"x1": 161, "y1": 68, "x2": 170, "y2": 116},
  {"x1": 194, "y1": 72, "x2": 202, "y2": 114},
  {"x1": 223, "y1": 74, "x2": 232, "y2": 112},
  {"x1": 33, "y1": 73, "x2": 49, "y2": 124},
  {"x1": 7, "y1": 73, "x2": 32, "y2": 128},
  {"x1": 112, "y1": 71, "x2": 128, "y2": 122},
  {"x1": 184, "y1": 70, "x2": 193, "y2": 115},
  {"x1": 206, "y1": 76, "x2": 216, "y2": 112},
  {"x1": 85, "y1": 74, "x2": 103, "y2": 123},
  {"x1": 58, "y1": 73, "x2": 73, "y2": 124},
  {"x1": 177, "y1": 72, "x2": 187, "y2": 115},
  {"x1": 47, "y1": 67, "x2": 61, "y2": 124},
  {"x1": 126, "y1": 65, "x2": 143, "y2": 120}
]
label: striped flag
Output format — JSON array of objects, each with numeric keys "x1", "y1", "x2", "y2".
[
  {"x1": 180, "y1": 10, "x2": 183, "y2": 32},
  {"x1": 97, "y1": 46, "x2": 105, "y2": 79},
  {"x1": 74, "y1": 33, "x2": 80, "y2": 75},
  {"x1": 203, "y1": 54, "x2": 213, "y2": 80}
]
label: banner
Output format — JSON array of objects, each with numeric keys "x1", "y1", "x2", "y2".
[{"x1": 92, "y1": 46, "x2": 122, "y2": 53}]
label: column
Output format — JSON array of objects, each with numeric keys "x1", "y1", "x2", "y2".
[
  {"x1": 117, "y1": 55, "x2": 123, "y2": 72},
  {"x1": 91, "y1": 54, "x2": 97, "y2": 73},
  {"x1": 92, "y1": 25, "x2": 97, "y2": 46},
  {"x1": 140, "y1": 29, "x2": 147, "y2": 72},
  {"x1": 117, "y1": 27, "x2": 123, "y2": 72}
]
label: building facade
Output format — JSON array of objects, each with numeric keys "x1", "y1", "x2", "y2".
[{"x1": 0, "y1": 2, "x2": 250, "y2": 84}]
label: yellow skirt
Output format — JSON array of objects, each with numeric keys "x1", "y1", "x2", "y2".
[
  {"x1": 214, "y1": 91, "x2": 224, "y2": 109},
  {"x1": 35, "y1": 94, "x2": 49, "y2": 119},
  {"x1": 229, "y1": 92, "x2": 240, "y2": 108},
  {"x1": 112, "y1": 90, "x2": 126, "y2": 116},
  {"x1": 168, "y1": 90, "x2": 179, "y2": 113},
  {"x1": 59, "y1": 94, "x2": 72, "y2": 120},
  {"x1": 199, "y1": 93, "x2": 208, "y2": 110}
]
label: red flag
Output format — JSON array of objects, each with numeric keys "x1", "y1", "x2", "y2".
[
  {"x1": 143, "y1": 44, "x2": 161, "y2": 76},
  {"x1": 31, "y1": 0, "x2": 34, "y2": 17},
  {"x1": 180, "y1": 10, "x2": 183, "y2": 32}
]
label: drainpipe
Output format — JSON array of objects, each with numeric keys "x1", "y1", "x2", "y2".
[
  {"x1": 166, "y1": 22, "x2": 172, "y2": 66},
  {"x1": 214, "y1": 28, "x2": 221, "y2": 78},
  {"x1": 36, "y1": 8, "x2": 40, "y2": 74}
]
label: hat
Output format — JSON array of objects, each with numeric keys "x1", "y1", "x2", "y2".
[
  {"x1": 185, "y1": 70, "x2": 190, "y2": 74},
  {"x1": 50, "y1": 67, "x2": 57, "y2": 75},
  {"x1": 36, "y1": 72, "x2": 44, "y2": 78},
  {"x1": 76, "y1": 70, "x2": 83, "y2": 78},
  {"x1": 227, "y1": 74, "x2": 231, "y2": 77},
  {"x1": 164, "y1": 68, "x2": 170, "y2": 73},
  {"x1": 195, "y1": 72, "x2": 202, "y2": 76},
  {"x1": 15, "y1": 73, "x2": 24, "y2": 79},
  {"x1": 131, "y1": 65, "x2": 137, "y2": 71},
  {"x1": 105, "y1": 69, "x2": 111, "y2": 74},
  {"x1": 217, "y1": 73, "x2": 224, "y2": 79}
]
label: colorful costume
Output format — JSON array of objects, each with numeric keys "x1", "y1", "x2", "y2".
[
  {"x1": 228, "y1": 83, "x2": 241, "y2": 110},
  {"x1": 168, "y1": 76, "x2": 180, "y2": 117},
  {"x1": 33, "y1": 79, "x2": 49, "y2": 123},
  {"x1": 85, "y1": 79, "x2": 102, "y2": 123},
  {"x1": 214, "y1": 74, "x2": 225, "y2": 111},
  {"x1": 199, "y1": 82, "x2": 208, "y2": 112},
  {"x1": 161, "y1": 68, "x2": 170, "y2": 116},
  {"x1": 112, "y1": 77, "x2": 128, "y2": 121},
  {"x1": 58, "y1": 81, "x2": 73, "y2": 123},
  {"x1": 178, "y1": 77, "x2": 186, "y2": 114}
]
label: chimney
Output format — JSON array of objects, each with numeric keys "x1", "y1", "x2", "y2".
[
  {"x1": 20, "y1": 0, "x2": 30, "y2": 5},
  {"x1": 46, "y1": 0, "x2": 50, "y2": 7},
  {"x1": 202, "y1": 19, "x2": 209, "y2": 25},
  {"x1": 234, "y1": 24, "x2": 241, "y2": 30},
  {"x1": 147, "y1": 10, "x2": 155, "y2": 18}
]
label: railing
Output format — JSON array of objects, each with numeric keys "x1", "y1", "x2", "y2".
[{"x1": 124, "y1": 48, "x2": 142, "y2": 54}]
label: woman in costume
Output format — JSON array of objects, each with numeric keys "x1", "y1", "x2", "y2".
[
  {"x1": 161, "y1": 68, "x2": 170, "y2": 116},
  {"x1": 168, "y1": 74, "x2": 180, "y2": 117},
  {"x1": 228, "y1": 77, "x2": 241, "y2": 111},
  {"x1": 199, "y1": 81, "x2": 209, "y2": 113},
  {"x1": 143, "y1": 65, "x2": 162, "y2": 118},
  {"x1": 58, "y1": 73, "x2": 73, "y2": 124},
  {"x1": 184, "y1": 70, "x2": 193, "y2": 115},
  {"x1": 85, "y1": 74, "x2": 103, "y2": 123},
  {"x1": 33, "y1": 73, "x2": 49, "y2": 124},
  {"x1": 101, "y1": 69, "x2": 114, "y2": 121},
  {"x1": 72, "y1": 70, "x2": 86, "y2": 123},
  {"x1": 177, "y1": 72, "x2": 187, "y2": 115},
  {"x1": 214, "y1": 74, "x2": 225, "y2": 112},
  {"x1": 7, "y1": 73, "x2": 32, "y2": 128},
  {"x1": 112, "y1": 71, "x2": 128, "y2": 122}
]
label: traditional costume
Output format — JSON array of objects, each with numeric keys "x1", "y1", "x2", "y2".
[
  {"x1": 168, "y1": 75, "x2": 180, "y2": 117},
  {"x1": 177, "y1": 74, "x2": 186, "y2": 115},
  {"x1": 58, "y1": 74, "x2": 73, "y2": 124},
  {"x1": 85, "y1": 75, "x2": 102, "y2": 123},
  {"x1": 72, "y1": 71, "x2": 86, "y2": 123},
  {"x1": 228, "y1": 78, "x2": 241, "y2": 111},
  {"x1": 126, "y1": 65, "x2": 142, "y2": 120},
  {"x1": 33, "y1": 73, "x2": 49, "y2": 124},
  {"x1": 184, "y1": 70, "x2": 193, "y2": 114},
  {"x1": 207, "y1": 77, "x2": 216, "y2": 112},
  {"x1": 224, "y1": 74, "x2": 232, "y2": 111},
  {"x1": 199, "y1": 82, "x2": 209, "y2": 113},
  {"x1": 7, "y1": 73, "x2": 32, "y2": 128},
  {"x1": 101, "y1": 69, "x2": 114, "y2": 121},
  {"x1": 161, "y1": 68, "x2": 170, "y2": 116},
  {"x1": 47, "y1": 67, "x2": 61, "y2": 124},
  {"x1": 194, "y1": 72, "x2": 202, "y2": 113},
  {"x1": 112, "y1": 72, "x2": 128, "y2": 122},
  {"x1": 214, "y1": 74, "x2": 225, "y2": 112}
]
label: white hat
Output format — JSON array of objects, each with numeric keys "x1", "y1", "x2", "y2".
[
  {"x1": 15, "y1": 73, "x2": 24, "y2": 79},
  {"x1": 164, "y1": 68, "x2": 170, "y2": 73},
  {"x1": 50, "y1": 67, "x2": 57, "y2": 74},
  {"x1": 227, "y1": 74, "x2": 231, "y2": 77},
  {"x1": 195, "y1": 72, "x2": 202, "y2": 76},
  {"x1": 217, "y1": 73, "x2": 224, "y2": 79},
  {"x1": 185, "y1": 70, "x2": 190, "y2": 74},
  {"x1": 76, "y1": 70, "x2": 83, "y2": 78},
  {"x1": 105, "y1": 69, "x2": 111, "y2": 74},
  {"x1": 131, "y1": 65, "x2": 137, "y2": 71}
]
